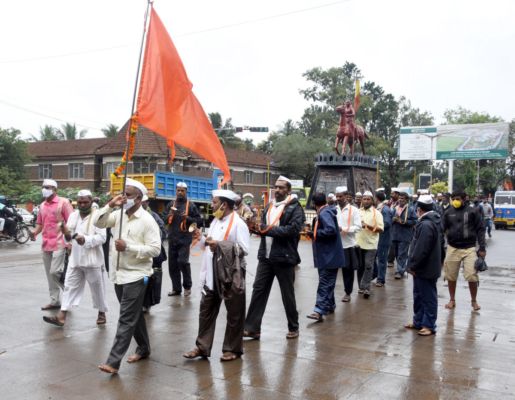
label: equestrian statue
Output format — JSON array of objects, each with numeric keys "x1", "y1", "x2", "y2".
[{"x1": 334, "y1": 100, "x2": 368, "y2": 155}]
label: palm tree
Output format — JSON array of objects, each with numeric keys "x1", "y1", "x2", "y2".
[
  {"x1": 101, "y1": 123, "x2": 120, "y2": 138},
  {"x1": 58, "y1": 123, "x2": 87, "y2": 140},
  {"x1": 31, "y1": 125, "x2": 63, "y2": 141}
]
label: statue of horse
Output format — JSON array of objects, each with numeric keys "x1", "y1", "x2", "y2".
[{"x1": 334, "y1": 101, "x2": 368, "y2": 155}]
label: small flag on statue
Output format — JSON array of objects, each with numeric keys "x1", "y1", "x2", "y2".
[{"x1": 354, "y1": 78, "x2": 360, "y2": 111}]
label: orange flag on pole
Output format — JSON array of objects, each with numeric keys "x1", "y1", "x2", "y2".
[{"x1": 136, "y1": 7, "x2": 231, "y2": 184}]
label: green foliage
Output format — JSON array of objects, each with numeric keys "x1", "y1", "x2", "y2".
[
  {"x1": 18, "y1": 185, "x2": 109, "y2": 205},
  {"x1": 272, "y1": 133, "x2": 330, "y2": 183},
  {"x1": 32, "y1": 125, "x2": 63, "y2": 141},
  {"x1": 208, "y1": 112, "x2": 246, "y2": 149},
  {"x1": 102, "y1": 123, "x2": 119, "y2": 138},
  {"x1": 430, "y1": 181, "x2": 448, "y2": 194},
  {"x1": 443, "y1": 107, "x2": 502, "y2": 124},
  {"x1": 0, "y1": 127, "x2": 30, "y2": 196},
  {"x1": 59, "y1": 123, "x2": 87, "y2": 140}
]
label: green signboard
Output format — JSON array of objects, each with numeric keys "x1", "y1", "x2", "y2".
[{"x1": 399, "y1": 122, "x2": 509, "y2": 160}]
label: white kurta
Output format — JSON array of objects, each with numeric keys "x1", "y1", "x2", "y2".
[
  {"x1": 61, "y1": 210, "x2": 108, "y2": 312},
  {"x1": 198, "y1": 212, "x2": 250, "y2": 291},
  {"x1": 336, "y1": 204, "x2": 362, "y2": 249}
]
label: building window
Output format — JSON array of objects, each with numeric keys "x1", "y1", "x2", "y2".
[
  {"x1": 133, "y1": 160, "x2": 156, "y2": 174},
  {"x1": 68, "y1": 163, "x2": 84, "y2": 179},
  {"x1": 262, "y1": 172, "x2": 269, "y2": 185},
  {"x1": 38, "y1": 164, "x2": 52, "y2": 179},
  {"x1": 103, "y1": 162, "x2": 117, "y2": 178},
  {"x1": 244, "y1": 170, "x2": 253, "y2": 184}
]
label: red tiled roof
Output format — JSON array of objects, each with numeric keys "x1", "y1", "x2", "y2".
[
  {"x1": 28, "y1": 123, "x2": 275, "y2": 168},
  {"x1": 27, "y1": 137, "x2": 110, "y2": 159}
]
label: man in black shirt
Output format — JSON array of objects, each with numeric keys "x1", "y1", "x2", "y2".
[{"x1": 166, "y1": 182, "x2": 202, "y2": 297}]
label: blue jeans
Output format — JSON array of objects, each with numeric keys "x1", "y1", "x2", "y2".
[
  {"x1": 374, "y1": 242, "x2": 390, "y2": 284},
  {"x1": 413, "y1": 276, "x2": 438, "y2": 332},
  {"x1": 393, "y1": 241, "x2": 410, "y2": 274},
  {"x1": 314, "y1": 268, "x2": 338, "y2": 315}
]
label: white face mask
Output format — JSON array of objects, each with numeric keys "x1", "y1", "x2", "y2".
[
  {"x1": 123, "y1": 198, "x2": 135, "y2": 210},
  {"x1": 42, "y1": 188, "x2": 53, "y2": 198}
]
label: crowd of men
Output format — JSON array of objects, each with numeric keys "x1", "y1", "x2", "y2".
[{"x1": 26, "y1": 176, "x2": 489, "y2": 373}]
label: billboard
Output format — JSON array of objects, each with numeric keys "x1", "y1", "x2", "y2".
[{"x1": 399, "y1": 122, "x2": 509, "y2": 160}]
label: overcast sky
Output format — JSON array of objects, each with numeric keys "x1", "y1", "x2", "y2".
[{"x1": 1, "y1": 0, "x2": 514, "y2": 144}]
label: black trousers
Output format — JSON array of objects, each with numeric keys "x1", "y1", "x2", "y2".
[
  {"x1": 168, "y1": 241, "x2": 192, "y2": 292},
  {"x1": 196, "y1": 285, "x2": 246, "y2": 356},
  {"x1": 244, "y1": 260, "x2": 299, "y2": 333},
  {"x1": 341, "y1": 247, "x2": 359, "y2": 295},
  {"x1": 106, "y1": 279, "x2": 150, "y2": 369}
]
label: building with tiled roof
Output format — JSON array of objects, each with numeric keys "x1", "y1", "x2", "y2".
[{"x1": 25, "y1": 126, "x2": 281, "y2": 198}]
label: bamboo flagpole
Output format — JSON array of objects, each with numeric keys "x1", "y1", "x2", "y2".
[{"x1": 115, "y1": 0, "x2": 152, "y2": 270}]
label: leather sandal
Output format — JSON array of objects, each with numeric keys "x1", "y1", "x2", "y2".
[
  {"x1": 404, "y1": 323, "x2": 420, "y2": 330},
  {"x1": 306, "y1": 312, "x2": 324, "y2": 322},
  {"x1": 183, "y1": 347, "x2": 207, "y2": 359},
  {"x1": 286, "y1": 331, "x2": 299, "y2": 339},
  {"x1": 220, "y1": 352, "x2": 240, "y2": 362},
  {"x1": 418, "y1": 327, "x2": 435, "y2": 336},
  {"x1": 243, "y1": 330, "x2": 261, "y2": 340}
]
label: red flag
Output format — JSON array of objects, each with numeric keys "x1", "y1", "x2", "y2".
[{"x1": 136, "y1": 8, "x2": 231, "y2": 184}]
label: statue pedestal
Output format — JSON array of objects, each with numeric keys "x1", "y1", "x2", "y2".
[{"x1": 307, "y1": 153, "x2": 379, "y2": 207}]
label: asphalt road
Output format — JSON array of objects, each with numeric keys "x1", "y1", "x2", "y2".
[{"x1": 0, "y1": 228, "x2": 514, "y2": 399}]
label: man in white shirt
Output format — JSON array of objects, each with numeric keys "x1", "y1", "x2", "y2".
[
  {"x1": 94, "y1": 179, "x2": 161, "y2": 374},
  {"x1": 335, "y1": 186, "x2": 362, "y2": 302},
  {"x1": 183, "y1": 190, "x2": 250, "y2": 362},
  {"x1": 42, "y1": 190, "x2": 107, "y2": 327}
]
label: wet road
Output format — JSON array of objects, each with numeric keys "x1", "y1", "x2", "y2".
[{"x1": 1, "y1": 229, "x2": 515, "y2": 399}]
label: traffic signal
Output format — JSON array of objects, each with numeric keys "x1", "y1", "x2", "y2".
[
  {"x1": 249, "y1": 127, "x2": 269, "y2": 132},
  {"x1": 235, "y1": 127, "x2": 243, "y2": 133}
]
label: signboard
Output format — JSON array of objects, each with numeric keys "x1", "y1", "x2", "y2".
[
  {"x1": 399, "y1": 122, "x2": 509, "y2": 160},
  {"x1": 436, "y1": 123, "x2": 509, "y2": 160},
  {"x1": 399, "y1": 127, "x2": 437, "y2": 160}
]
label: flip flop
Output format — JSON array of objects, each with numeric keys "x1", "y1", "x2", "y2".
[
  {"x1": 306, "y1": 312, "x2": 324, "y2": 322},
  {"x1": 404, "y1": 323, "x2": 420, "y2": 330},
  {"x1": 471, "y1": 301, "x2": 481, "y2": 311},
  {"x1": 43, "y1": 315, "x2": 64, "y2": 327},
  {"x1": 243, "y1": 330, "x2": 261, "y2": 340},
  {"x1": 445, "y1": 300, "x2": 456, "y2": 309},
  {"x1": 286, "y1": 331, "x2": 299, "y2": 339}
]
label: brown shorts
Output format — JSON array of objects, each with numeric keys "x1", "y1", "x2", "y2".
[{"x1": 443, "y1": 245, "x2": 478, "y2": 282}]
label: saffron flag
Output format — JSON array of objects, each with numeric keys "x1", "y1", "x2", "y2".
[
  {"x1": 136, "y1": 8, "x2": 231, "y2": 184},
  {"x1": 354, "y1": 78, "x2": 360, "y2": 111}
]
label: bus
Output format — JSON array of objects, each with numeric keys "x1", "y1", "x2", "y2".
[{"x1": 493, "y1": 190, "x2": 515, "y2": 230}]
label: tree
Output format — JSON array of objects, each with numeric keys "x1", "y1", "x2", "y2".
[
  {"x1": 208, "y1": 112, "x2": 245, "y2": 149},
  {"x1": 272, "y1": 133, "x2": 329, "y2": 183},
  {"x1": 58, "y1": 123, "x2": 87, "y2": 140},
  {"x1": 101, "y1": 123, "x2": 119, "y2": 138},
  {"x1": 31, "y1": 125, "x2": 63, "y2": 141},
  {"x1": 0, "y1": 127, "x2": 30, "y2": 196},
  {"x1": 443, "y1": 107, "x2": 506, "y2": 196}
]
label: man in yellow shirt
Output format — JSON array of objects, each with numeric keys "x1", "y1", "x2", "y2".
[{"x1": 356, "y1": 191, "x2": 384, "y2": 298}]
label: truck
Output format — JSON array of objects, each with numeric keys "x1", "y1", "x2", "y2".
[
  {"x1": 290, "y1": 179, "x2": 311, "y2": 208},
  {"x1": 111, "y1": 170, "x2": 224, "y2": 223}
]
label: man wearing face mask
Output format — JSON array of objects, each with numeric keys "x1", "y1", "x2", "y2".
[
  {"x1": 442, "y1": 191, "x2": 486, "y2": 311},
  {"x1": 166, "y1": 182, "x2": 202, "y2": 297},
  {"x1": 94, "y1": 178, "x2": 161, "y2": 374},
  {"x1": 183, "y1": 190, "x2": 250, "y2": 361},
  {"x1": 42, "y1": 190, "x2": 108, "y2": 327},
  {"x1": 244, "y1": 176, "x2": 305, "y2": 340},
  {"x1": 30, "y1": 179, "x2": 74, "y2": 311}
]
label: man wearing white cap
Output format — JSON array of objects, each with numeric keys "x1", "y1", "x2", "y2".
[
  {"x1": 405, "y1": 195, "x2": 445, "y2": 336},
  {"x1": 355, "y1": 191, "x2": 384, "y2": 298},
  {"x1": 30, "y1": 179, "x2": 74, "y2": 310},
  {"x1": 94, "y1": 178, "x2": 161, "y2": 374},
  {"x1": 166, "y1": 182, "x2": 202, "y2": 297},
  {"x1": 42, "y1": 190, "x2": 108, "y2": 327},
  {"x1": 354, "y1": 192, "x2": 363, "y2": 208},
  {"x1": 335, "y1": 186, "x2": 362, "y2": 302},
  {"x1": 244, "y1": 176, "x2": 304, "y2": 340},
  {"x1": 183, "y1": 189, "x2": 250, "y2": 361}
]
